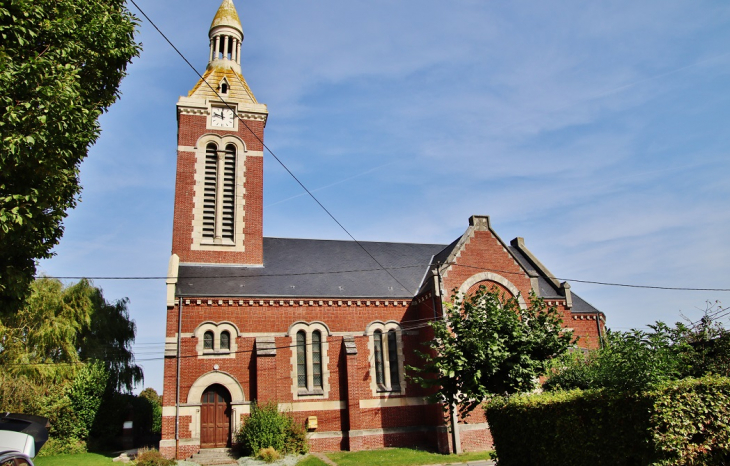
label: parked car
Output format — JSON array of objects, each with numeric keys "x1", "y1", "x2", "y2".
[{"x1": 0, "y1": 414, "x2": 49, "y2": 466}]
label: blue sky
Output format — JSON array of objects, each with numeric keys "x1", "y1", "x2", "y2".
[{"x1": 38, "y1": 0, "x2": 730, "y2": 393}]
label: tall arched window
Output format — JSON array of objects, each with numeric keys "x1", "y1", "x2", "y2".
[
  {"x1": 374, "y1": 330, "x2": 385, "y2": 385},
  {"x1": 388, "y1": 330, "x2": 400, "y2": 390},
  {"x1": 289, "y1": 323, "x2": 330, "y2": 398},
  {"x1": 296, "y1": 331, "x2": 307, "y2": 389},
  {"x1": 367, "y1": 323, "x2": 404, "y2": 394},
  {"x1": 312, "y1": 331, "x2": 322, "y2": 389}
]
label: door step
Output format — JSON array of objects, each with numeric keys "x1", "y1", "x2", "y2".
[{"x1": 189, "y1": 448, "x2": 238, "y2": 466}]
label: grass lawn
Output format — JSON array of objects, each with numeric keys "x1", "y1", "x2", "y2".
[
  {"x1": 34, "y1": 452, "x2": 114, "y2": 465},
  {"x1": 327, "y1": 448, "x2": 495, "y2": 466},
  {"x1": 297, "y1": 455, "x2": 330, "y2": 466}
]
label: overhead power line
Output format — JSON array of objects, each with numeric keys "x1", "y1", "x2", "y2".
[{"x1": 38, "y1": 259, "x2": 730, "y2": 293}]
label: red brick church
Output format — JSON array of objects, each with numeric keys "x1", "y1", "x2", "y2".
[{"x1": 160, "y1": 0, "x2": 605, "y2": 459}]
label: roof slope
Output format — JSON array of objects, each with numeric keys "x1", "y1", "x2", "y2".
[
  {"x1": 177, "y1": 237, "x2": 446, "y2": 298},
  {"x1": 188, "y1": 67, "x2": 258, "y2": 104}
]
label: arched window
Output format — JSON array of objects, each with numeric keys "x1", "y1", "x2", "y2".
[
  {"x1": 221, "y1": 82, "x2": 228, "y2": 94},
  {"x1": 388, "y1": 330, "x2": 400, "y2": 390},
  {"x1": 296, "y1": 331, "x2": 307, "y2": 389},
  {"x1": 374, "y1": 330, "x2": 385, "y2": 385},
  {"x1": 289, "y1": 323, "x2": 330, "y2": 398},
  {"x1": 220, "y1": 331, "x2": 230, "y2": 351},
  {"x1": 312, "y1": 331, "x2": 322, "y2": 389},
  {"x1": 367, "y1": 323, "x2": 404, "y2": 393},
  {"x1": 203, "y1": 331, "x2": 214, "y2": 350}
]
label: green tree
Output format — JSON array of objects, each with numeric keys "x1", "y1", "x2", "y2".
[
  {"x1": 79, "y1": 287, "x2": 142, "y2": 392},
  {"x1": 410, "y1": 286, "x2": 574, "y2": 417},
  {"x1": 0, "y1": 277, "x2": 142, "y2": 390},
  {"x1": 0, "y1": 277, "x2": 95, "y2": 382},
  {"x1": 139, "y1": 387, "x2": 162, "y2": 435},
  {"x1": 545, "y1": 305, "x2": 730, "y2": 392},
  {"x1": 0, "y1": 0, "x2": 140, "y2": 316}
]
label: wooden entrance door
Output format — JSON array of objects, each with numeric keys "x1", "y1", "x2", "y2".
[{"x1": 201, "y1": 384, "x2": 231, "y2": 448}]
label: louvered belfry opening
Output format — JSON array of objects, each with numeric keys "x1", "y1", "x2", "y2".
[
  {"x1": 203, "y1": 143, "x2": 218, "y2": 239},
  {"x1": 221, "y1": 144, "x2": 236, "y2": 241},
  {"x1": 202, "y1": 142, "x2": 236, "y2": 243}
]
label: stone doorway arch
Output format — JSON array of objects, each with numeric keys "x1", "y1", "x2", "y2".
[{"x1": 187, "y1": 371, "x2": 247, "y2": 449}]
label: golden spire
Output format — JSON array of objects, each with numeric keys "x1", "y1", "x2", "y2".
[{"x1": 210, "y1": 0, "x2": 243, "y2": 37}]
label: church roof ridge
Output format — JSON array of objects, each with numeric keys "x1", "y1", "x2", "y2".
[{"x1": 262, "y1": 236, "x2": 448, "y2": 247}]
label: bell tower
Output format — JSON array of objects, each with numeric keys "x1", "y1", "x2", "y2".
[{"x1": 171, "y1": 0, "x2": 267, "y2": 266}]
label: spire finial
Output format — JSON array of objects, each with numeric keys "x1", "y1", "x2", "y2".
[{"x1": 210, "y1": 0, "x2": 243, "y2": 37}]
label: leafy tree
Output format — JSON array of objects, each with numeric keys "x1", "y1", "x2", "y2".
[
  {"x1": 139, "y1": 387, "x2": 162, "y2": 435},
  {"x1": 544, "y1": 304, "x2": 730, "y2": 392},
  {"x1": 410, "y1": 286, "x2": 574, "y2": 417},
  {"x1": 0, "y1": 277, "x2": 142, "y2": 390},
  {"x1": 0, "y1": 0, "x2": 140, "y2": 316},
  {"x1": 79, "y1": 287, "x2": 142, "y2": 392},
  {"x1": 0, "y1": 277, "x2": 95, "y2": 382},
  {"x1": 544, "y1": 324, "x2": 690, "y2": 392}
]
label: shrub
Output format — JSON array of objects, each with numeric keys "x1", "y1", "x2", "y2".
[
  {"x1": 135, "y1": 447, "x2": 176, "y2": 466},
  {"x1": 235, "y1": 401, "x2": 308, "y2": 456},
  {"x1": 66, "y1": 362, "x2": 108, "y2": 439},
  {"x1": 258, "y1": 447, "x2": 280, "y2": 463},
  {"x1": 284, "y1": 422, "x2": 309, "y2": 455},
  {"x1": 36, "y1": 437, "x2": 87, "y2": 457},
  {"x1": 486, "y1": 376, "x2": 730, "y2": 466},
  {"x1": 651, "y1": 376, "x2": 730, "y2": 465}
]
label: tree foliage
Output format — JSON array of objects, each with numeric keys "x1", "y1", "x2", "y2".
[
  {"x1": 0, "y1": 0, "x2": 140, "y2": 316},
  {"x1": 410, "y1": 286, "x2": 574, "y2": 416},
  {"x1": 0, "y1": 277, "x2": 142, "y2": 391},
  {"x1": 138, "y1": 387, "x2": 162, "y2": 435},
  {"x1": 544, "y1": 303, "x2": 730, "y2": 392}
]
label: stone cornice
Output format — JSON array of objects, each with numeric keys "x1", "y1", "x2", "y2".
[{"x1": 177, "y1": 106, "x2": 267, "y2": 122}]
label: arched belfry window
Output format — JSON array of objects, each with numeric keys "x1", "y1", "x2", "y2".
[
  {"x1": 201, "y1": 142, "x2": 236, "y2": 243},
  {"x1": 220, "y1": 144, "x2": 236, "y2": 241},
  {"x1": 202, "y1": 143, "x2": 218, "y2": 239}
]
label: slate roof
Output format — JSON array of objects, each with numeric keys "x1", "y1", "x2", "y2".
[
  {"x1": 177, "y1": 237, "x2": 445, "y2": 299},
  {"x1": 176, "y1": 237, "x2": 600, "y2": 314},
  {"x1": 571, "y1": 293, "x2": 601, "y2": 315}
]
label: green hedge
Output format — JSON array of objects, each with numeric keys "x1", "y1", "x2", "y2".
[{"x1": 485, "y1": 376, "x2": 730, "y2": 466}]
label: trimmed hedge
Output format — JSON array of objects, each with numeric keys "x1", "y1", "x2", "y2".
[{"x1": 485, "y1": 376, "x2": 730, "y2": 466}]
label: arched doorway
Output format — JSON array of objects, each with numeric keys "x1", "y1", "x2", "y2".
[{"x1": 200, "y1": 384, "x2": 231, "y2": 448}]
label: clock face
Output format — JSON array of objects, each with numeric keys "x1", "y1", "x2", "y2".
[{"x1": 211, "y1": 107, "x2": 235, "y2": 128}]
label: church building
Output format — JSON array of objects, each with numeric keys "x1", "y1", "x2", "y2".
[{"x1": 161, "y1": 0, "x2": 605, "y2": 459}]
